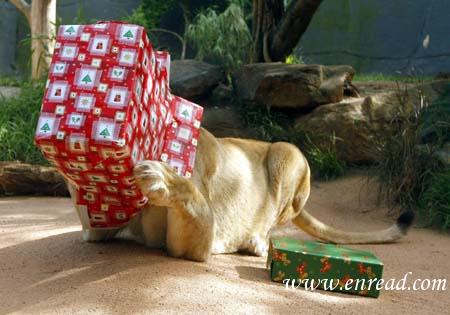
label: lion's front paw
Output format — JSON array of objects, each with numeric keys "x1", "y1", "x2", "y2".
[
  {"x1": 241, "y1": 236, "x2": 268, "y2": 257},
  {"x1": 134, "y1": 161, "x2": 173, "y2": 206}
]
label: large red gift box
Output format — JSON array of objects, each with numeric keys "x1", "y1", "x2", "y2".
[{"x1": 34, "y1": 22, "x2": 203, "y2": 229}]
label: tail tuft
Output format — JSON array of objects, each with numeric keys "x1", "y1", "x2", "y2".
[{"x1": 396, "y1": 210, "x2": 415, "y2": 234}]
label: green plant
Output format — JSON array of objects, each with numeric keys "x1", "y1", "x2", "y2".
[
  {"x1": 187, "y1": 3, "x2": 252, "y2": 72},
  {"x1": 237, "y1": 100, "x2": 345, "y2": 180},
  {"x1": 373, "y1": 81, "x2": 450, "y2": 230},
  {"x1": 0, "y1": 80, "x2": 47, "y2": 164},
  {"x1": 285, "y1": 54, "x2": 304, "y2": 65},
  {"x1": 0, "y1": 76, "x2": 23, "y2": 87},
  {"x1": 353, "y1": 73, "x2": 433, "y2": 83},
  {"x1": 419, "y1": 168, "x2": 450, "y2": 230},
  {"x1": 303, "y1": 132, "x2": 345, "y2": 180},
  {"x1": 122, "y1": 1, "x2": 174, "y2": 30}
]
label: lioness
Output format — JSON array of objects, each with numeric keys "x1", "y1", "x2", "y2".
[{"x1": 70, "y1": 128, "x2": 414, "y2": 261}]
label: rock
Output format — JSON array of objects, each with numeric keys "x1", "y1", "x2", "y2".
[
  {"x1": 295, "y1": 81, "x2": 450, "y2": 163},
  {"x1": 202, "y1": 106, "x2": 258, "y2": 139},
  {"x1": 295, "y1": 93, "x2": 407, "y2": 163},
  {"x1": 0, "y1": 86, "x2": 21, "y2": 99},
  {"x1": 0, "y1": 162, "x2": 68, "y2": 196},
  {"x1": 209, "y1": 83, "x2": 233, "y2": 104},
  {"x1": 170, "y1": 60, "x2": 225, "y2": 100},
  {"x1": 232, "y1": 63, "x2": 355, "y2": 110}
]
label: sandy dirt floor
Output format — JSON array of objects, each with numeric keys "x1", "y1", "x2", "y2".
[{"x1": 1, "y1": 172, "x2": 449, "y2": 314}]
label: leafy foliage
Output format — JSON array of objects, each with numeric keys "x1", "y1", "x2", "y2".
[
  {"x1": 122, "y1": 0, "x2": 177, "y2": 30},
  {"x1": 303, "y1": 133, "x2": 345, "y2": 180},
  {"x1": 285, "y1": 54, "x2": 304, "y2": 65},
  {"x1": 186, "y1": 3, "x2": 252, "y2": 72},
  {"x1": 0, "y1": 80, "x2": 47, "y2": 164},
  {"x1": 238, "y1": 100, "x2": 345, "y2": 180}
]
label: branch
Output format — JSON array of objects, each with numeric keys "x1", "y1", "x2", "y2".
[
  {"x1": 148, "y1": 28, "x2": 186, "y2": 59},
  {"x1": 270, "y1": 0, "x2": 323, "y2": 61},
  {"x1": 9, "y1": 0, "x2": 31, "y2": 23}
]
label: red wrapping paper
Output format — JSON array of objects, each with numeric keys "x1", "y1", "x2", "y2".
[{"x1": 35, "y1": 22, "x2": 203, "y2": 229}]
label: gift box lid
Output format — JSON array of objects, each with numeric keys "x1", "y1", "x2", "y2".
[
  {"x1": 267, "y1": 237, "x2": 384, "y2": 268},
  {"x1": 267, "y1": 237, "x2": 384, "y2": 298}
]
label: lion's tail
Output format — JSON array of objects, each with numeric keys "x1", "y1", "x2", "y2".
[{"x1": 292, "y1": 209, "x2": 415, "y2": 244}]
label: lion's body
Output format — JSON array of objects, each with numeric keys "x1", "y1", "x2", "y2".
[{"x1": 70, "y1": 128, "x2": 413, "y2": 262}]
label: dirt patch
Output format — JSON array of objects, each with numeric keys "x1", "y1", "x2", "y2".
[{"x1": 0, "y1": 172, "x2": 449, "y2": 314}]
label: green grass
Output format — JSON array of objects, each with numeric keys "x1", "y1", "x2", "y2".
[
  {"x1": 0, "y1": 76, "x2": 24, "y2": 87},
  {"x1": 0, "y1": 80, "x2": 47, "y2": 164},
  {"x1": 353, "y1": 73, "x2": 434, "y2": 83},
  {"x1": 419, "y1": 169, "x2": 450, "y2": 229},
  {"x1": 237, "y1": 100, "x2": 345, "y2": 180},
  {"x1": 373, "y1": 82, "x2": 450, "y2": 230}
]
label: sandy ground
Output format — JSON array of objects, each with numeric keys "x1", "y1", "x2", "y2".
[{"x1": 0, "y1": 172, "x2": 449, "y2": 314}]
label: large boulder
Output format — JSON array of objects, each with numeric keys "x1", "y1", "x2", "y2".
[
  {"x1": 295, "y1": 94, "x2": 402, "y2": 163},
  {"x1": 202, "y1": 106, "x2": 258, "y2": 139},
  {"x1": 232, "y1": 63, "x2": 355, "y2": 110},
  {"x1": 170, "y1": 60, "x2": 225, "y2": 100},
  {"x1": 295, "y1": 81, "x2": 450, "y2": 163}
]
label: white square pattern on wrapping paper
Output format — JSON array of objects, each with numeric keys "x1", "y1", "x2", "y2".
[
  {"x1": 119, "y1": 49, "x2": 137, "y2": 67},
  {"x1": 75, "y1": 94, "x2": 95, "y2": 112},
  {"x1": 66, "y1": 113, "x2": 85, "y2": 128},
  {"x1": 176, "y1": 125, "x2": 193, "y2": 143},
  {"x1": 168, "y1": 158, "x2": 185, "y2": 176},
  {"x1": 47, "y1": 82, "x2": 69, "y2": 102},
  {"x1": 91, "y1": 58, "x2": 102, "y2": 68},
  {"x1": 110, "y1": 66, "x2": 126, "y2": 81},
  {"x1": 168, "y1": 140, "x2": 183, "y2": 155},
  {"x1": 36, "y1": 114, "x2": 58, "y2": 138},
  {"x1": 60, "y1": 45, "x2": 78, "y2": 60},
  {"x1": 118, "y1": 25, "x2": 140, "y2": 44},
  {"x1": 176, "y1": 101, "x2": 195, "y2": 123},
  {"x1": 106, "y1": 87, "x2": 129, "y2": 108},
  {"x1": 68, "y1": 135, "x2": 87, "y2": 153},
  {"x1": 89, "y1": 35, "x2": 111, "y2": 56},
  {"x1": 60, "y1": 25, "x2": 82, "y2": 39},
  {"x1": 93, "y1": 120, "x2": 117, "y2": 142},
  {"x1": 81, "y1": 32, "x2": 91, "y2": 42},
  {"x1": 52, "y1": 62, "x2": 67, "y2": 76},
  {"x1": 55, "y1": 105, "x2": 65, "y2": 115},
  {"x1": 75, "y1": 67, "x2": 100, "y2": 90}
]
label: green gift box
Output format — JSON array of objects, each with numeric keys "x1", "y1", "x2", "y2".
[{"x1": 267, "y1": 237, "x2": 384, "y2": 298}]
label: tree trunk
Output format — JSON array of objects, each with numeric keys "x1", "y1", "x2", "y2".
[
  {"x1": 10, "y1": 0, "x2": 57, "y2": 79},
  {"x1": 30, "y1": 0, "x2": 56, "y2": 79},
  {"x1": 251, "y1": 0, "x2": 284, "y2": 62},
  {"x1": 0, "y1": 162, "x2": 68, "y2": 196},
  {"x1": 252, "y1": 0, "x2": 323, "y2": 63}
]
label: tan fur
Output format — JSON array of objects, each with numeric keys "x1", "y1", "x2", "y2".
[{"x1": 70, "y1": 128, "x2": 409, "y2": 262}]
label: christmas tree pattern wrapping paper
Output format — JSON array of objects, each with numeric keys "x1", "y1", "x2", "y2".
[
  {"x1": 267, "y1": 237, "x2": 384, "y2": 298},
  {"x1": 34, "y1": 22, "x2": 203, "y2": 229}
]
